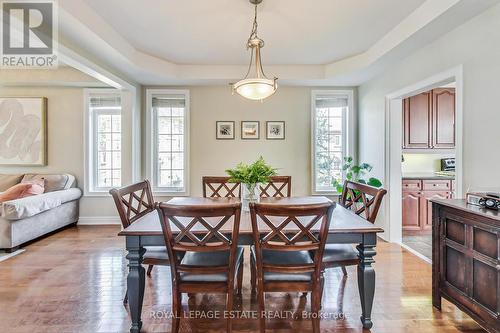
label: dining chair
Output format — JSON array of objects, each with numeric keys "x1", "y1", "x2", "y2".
[
  {"x1": 322, "y1": 180, "x2": 387, "y2": 275},
  {"x1": 249, "y1": 197, "x2": 334, "y2": 333},
  {"x1": 259, "y1": 175, "x2": 292, "y2": 198},
  {"x1": 202, "y1": 176, "x2": 241, "y2": 198},
  {"x1": 157, "y1": 197, "x2": 244, "y2": 333},
  {"x1": 109, "y1": 180, "x2": 170, "y2": 304}
]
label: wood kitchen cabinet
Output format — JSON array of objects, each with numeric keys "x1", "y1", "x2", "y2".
[
  {"x1": 402, "y1": 179, "x2": 453, "y2": 234},
  {"x1": 403, "y1": 88, "x2": 455, "y2": 150}
]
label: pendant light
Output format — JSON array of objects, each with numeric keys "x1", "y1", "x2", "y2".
[{"x1": 232, "y1": 0, "x2": 277, "y2": 101}]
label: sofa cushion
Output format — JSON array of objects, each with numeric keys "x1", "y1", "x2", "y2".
[
  {"x1": 0, "y1": 174, "x2": 23, "y2": 192},
  {"x1": 21, "y1": 174, "x2": 70, "y2": 192},
  {"x1": 1, "y1": 188, "x2": 82, "y2": 220}
]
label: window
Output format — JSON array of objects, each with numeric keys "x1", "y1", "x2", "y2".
[
  {"x1": 146, "y1": 89, "x2": 189, "y2": 195},
  {"x1": 85, "y1": 91, "x2": 122, "y2": 194},
  {"x1": 312, "y1": 90, "x2": 353, "y2": 194}
]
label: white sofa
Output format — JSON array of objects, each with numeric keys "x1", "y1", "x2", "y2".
[{"x1": 0, "y1": 174, "x2": 82, "y2": 252}]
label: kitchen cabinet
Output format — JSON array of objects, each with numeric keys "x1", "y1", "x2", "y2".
[
  {"x1": 402, "y1": 179, "x2": 453, "y2": 234},
  {"x1": 402, "y1": 88, "x2": 455, "y2": 150}
]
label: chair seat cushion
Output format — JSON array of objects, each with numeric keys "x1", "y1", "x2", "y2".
[
  {"x1": 251, "y1": 246, "x2": 313, "y2": 282},
  {"x1": 144, "y1": 246, "x2": 169, "y2": 261},
  {"x1": 322, "y1": 244, "x2": 358, "y2": 263},
  {"x1": 179, "y1": 246, "x2": 244, "y2": 282}
]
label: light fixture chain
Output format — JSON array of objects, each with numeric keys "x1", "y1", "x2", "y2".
[{"x1": 249, "y1": 4, "x2": 258, "y2": 40}]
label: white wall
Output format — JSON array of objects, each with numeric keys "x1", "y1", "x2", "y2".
[
  {"x1": 0, "y1": 86, "x2": 118, "y2": 217},
  {"x1": 402, "y1": 153, "x2": 455, "y2": 173},
  {"x1": 358, "y1": 3, "x2": 500, "y2": 232},
  {"x1": 144, "y1": 86, "x2": 356, "y2": 200}
]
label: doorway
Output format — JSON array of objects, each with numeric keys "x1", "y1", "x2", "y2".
[{"x1": 383, "y1": 66, "x2": 464, "y2": 262}]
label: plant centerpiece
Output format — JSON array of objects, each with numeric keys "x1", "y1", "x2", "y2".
[
  {"x1": 226, "y1": 157, "x2": 277, "y2": 210},
  {"x1": 332, "y1": 156, "x2": 382, "y2": 196}
]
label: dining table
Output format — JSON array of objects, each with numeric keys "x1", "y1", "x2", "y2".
[{"x1": 118, "y1": 196, "x2": 383, "y2": 333}]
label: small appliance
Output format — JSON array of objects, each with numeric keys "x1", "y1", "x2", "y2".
[
  {"x1": 466, "y1": 191, "x2": 500, "y2": 210},
  {"x1": 441, "y1": 158, "x2": 455, "y2": 171}
]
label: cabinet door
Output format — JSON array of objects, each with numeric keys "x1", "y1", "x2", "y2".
[
  {"x1": 403, "y1": 92, "x2": 432, "y2": 148},
  {"x1": 421, "y1": 191, "x2": 451, "y2": 230},
  {"x1": 402, "y1": 191, "x2": 421, "y2": 231},
  {"x1": 432, "y1": 88, "x2": 455, "y2": 148}
]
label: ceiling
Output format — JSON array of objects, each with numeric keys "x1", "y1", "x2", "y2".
[
  {"x1": 58, "y1": 0, "x2": 500, "y2": 86},
  {"x1": 82, "y1": 0, "x2": 425, "y2": 65}
]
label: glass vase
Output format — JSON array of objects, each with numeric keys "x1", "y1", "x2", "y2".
[{"x1": 242, "y1": 183, "x2": 260, "y2": 211}]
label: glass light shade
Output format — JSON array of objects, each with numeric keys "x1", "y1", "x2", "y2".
[{"x1": 233, "y1": 78, "x2": 277, "y2": 100}]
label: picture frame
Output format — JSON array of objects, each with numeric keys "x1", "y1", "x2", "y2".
[
  {"x1": 241, "y1": 121, "x2": 260, "y2": 140},
  {"x1": 266, "y1": 121, "x2": 285, "y2": 140},
  {"x1": 0, "y1": 97, "x2": 48, "y2": 166},
  {"x1": 216, "y1": 121, "x2": 235, "y2": 140}
]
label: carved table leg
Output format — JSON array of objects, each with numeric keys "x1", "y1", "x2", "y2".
[
  {"x1": 356, "y1": 233, "x2": 377, "y2": 329},
  {"x1": 126, "y1": 237, "x2": 146, "y2": 333}
]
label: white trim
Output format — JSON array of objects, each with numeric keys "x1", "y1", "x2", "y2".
[
  {"x1": 384, "y1": 65, "x2": 464, "y2": 243},
  {"x1": 83, "y1": 88, "x2": 123, "y2": 196},
  {"x1": 0, "y1": 249, "x2": 25, "y2": 262},
  {"x1": 145, "y1": 89, "x2": 190, "y2": 196},
  {"x1": 399, "y1": 242, "x2": 432, "y2": 264},
  {"x1": 78, "y1": 216, "x2": 121, "y2": 225},
  {"x1": 311, "y1": 89, "x2": 355, "y2": 195}
]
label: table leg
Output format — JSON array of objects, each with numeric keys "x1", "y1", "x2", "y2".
[
  {"x1": 126, "y1": 237, "x2": 146, "y2": 333},
  {"x1": 356, "y1": 234, "x2": 376, "y2": 329}
]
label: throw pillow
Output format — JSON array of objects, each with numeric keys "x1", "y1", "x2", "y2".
[
  {"x1": 20, "y1": 179, "x2": 45, "y2": 197},
  {"x1": 0, "y1": 183, "x2": 33, "y2": 203}
]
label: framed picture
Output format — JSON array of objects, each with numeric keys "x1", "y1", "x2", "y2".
[
  {"x1": 0, "y1": 97, "x2": 47, "y2": 166},
  {"x1": 241, "y1": 121, "x2": 260, "y2": 140},
  {"x1": 216, "y1": 121, "x2": 235, "y2": 140},
  {"x1": 266, "y1": 121, "x2": 285, "y2": 140}
]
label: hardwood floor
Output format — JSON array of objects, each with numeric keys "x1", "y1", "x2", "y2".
[{"x1": 0, "y1": 226, "x2": 485, "y2": 333}]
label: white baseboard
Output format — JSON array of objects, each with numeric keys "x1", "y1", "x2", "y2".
[
  {"x1": 78, "y1": 216, "x2": 121, "y2": 225},
  {"x1": 399, "y1": 242, "x2": 432, "y2": 264}
]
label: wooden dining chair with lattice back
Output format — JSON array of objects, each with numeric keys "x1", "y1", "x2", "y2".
[
  {"x1": 157, "y1": 197, "x2": 244, "y2": 333},
  {"x1": 250, "y1": 197, "x2": 334, "y2": 333},
  {"x1": 109, "y1": 180, "x2": 170, "y2": 304},
  {"x1": 259, "y1": 176, "x2": 291, "y2": 198},
  {"x1": 322, "y1": 180, "x2": 387, "y2": 275},
  {"x1": 202, "y1": 176, "x2": 241, "y2": 198}
]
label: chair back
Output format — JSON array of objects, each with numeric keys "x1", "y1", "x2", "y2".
[
  {"x1": 109, "y1": 180, "x2": 155, "y2": 228},
  {"x1": 259, "y1": 176, "x2": 291, "y2": 198},
  {"x1": 202, "y1": 176, "x2": 241, "y2": 198},
  {"x1": 340, "y1": 180, "x2": 387, "y2": 223},
  {"x1": 250, "y1": 197, "x2": 334, "y2": 277},
  {"x1": 158, "y1": 198, "x2": 242, "y2": 281}
]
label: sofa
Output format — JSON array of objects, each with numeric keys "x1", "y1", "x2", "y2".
[{"x1": 0, "y1": 174, "x2": 82, "y2": 252}]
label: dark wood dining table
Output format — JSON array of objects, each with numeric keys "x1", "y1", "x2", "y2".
[{"x1": 118, "y1": 196, "x2": 383, "y2": 333}]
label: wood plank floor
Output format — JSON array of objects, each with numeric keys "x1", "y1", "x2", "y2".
[{"x1": 0, "y1": 225, "x2": 485, "y2": 333}]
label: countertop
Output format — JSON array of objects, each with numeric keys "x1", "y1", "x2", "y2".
[
  {"x1": 402, "y1": 172, "x2": 455, "y2": 180},
  {"x1": 430, "y1": 199, "x2": 500, "y2": 222}
]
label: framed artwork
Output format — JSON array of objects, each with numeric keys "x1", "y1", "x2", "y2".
[
  {"x1": 266, "y1": 121, "x2": 285, "y2": 140},
  {"x1": 216, "y1": 121, "x2": 235, "y2": 140},
  {"x1": 0, "y1": 97, "x2": 48, "y2": 166},
  {"x1": 241, "y1": 121, "x2": 260, "y2": 140}
]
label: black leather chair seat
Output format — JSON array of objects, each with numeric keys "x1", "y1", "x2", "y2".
[
  {"x1": 251, "y1": 246, "x2": 313, "y2": 282},
  {"x1": 143, "y1": 246, "x2": 169, "y2": 260},
  {"x1": 179, "y1": 246, "x2": 244, "y2": 282},
  {"x1": 322, "y1": 244, "x2": 358, "y2": 263}
]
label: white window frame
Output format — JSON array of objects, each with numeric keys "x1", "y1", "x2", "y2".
[
  {"x1": 145, "y1": 89, "x2": 190, "y2": 196},
  {"x1": 84, "y1": 88, "x2": 123, "y2": 196},
  {"x1": 311, "y1": 89, "x2": 355, "y2": 195}
]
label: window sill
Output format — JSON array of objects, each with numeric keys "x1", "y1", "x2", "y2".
[{"x1": 83, "y1": 191, "x2": 112, "y2": 197}]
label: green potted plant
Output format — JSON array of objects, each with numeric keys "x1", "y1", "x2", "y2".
[
  {"x1": 226, "y1": 157, "x2": 277, "y2": 210},
  {"x1": 332, "y1": 156, "x2": 382, "y2": 194}
]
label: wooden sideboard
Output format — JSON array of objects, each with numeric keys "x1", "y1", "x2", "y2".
[
  {"x1": 432, "y1": 199, "x2": 500, "y2": 333},
  {"x1": 403, "y1": 178, "x2": 454, "y2": 234}
]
